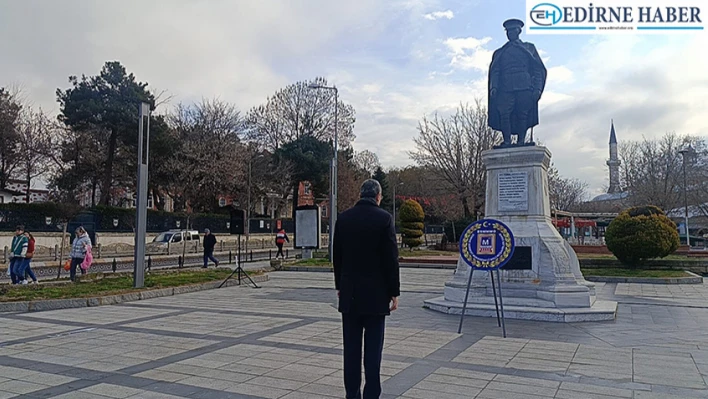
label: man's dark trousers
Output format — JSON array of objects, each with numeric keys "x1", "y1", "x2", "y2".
[{"x1": 343, "y1": 312, "x2": 385, "y2": 399}]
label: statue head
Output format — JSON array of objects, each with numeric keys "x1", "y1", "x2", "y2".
[{"x1": 503, "y1": 18, "x2": 524, "y2": 41}]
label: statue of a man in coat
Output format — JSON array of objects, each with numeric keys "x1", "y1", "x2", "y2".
[{"x1": 488, "y1": 18, "x2": 547, "y2": 147}]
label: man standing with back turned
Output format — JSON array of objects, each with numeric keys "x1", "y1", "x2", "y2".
[{"x1": 334, "y1": 179, "x2": 400, "y2": 399}]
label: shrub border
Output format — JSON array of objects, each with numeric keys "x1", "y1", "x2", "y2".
[
  {"x1": 0, "y1": 274, "x2": 269, "y2": 313},
  {"x1": 584, "y1": 271, "x2": 703, "y2": 285}
]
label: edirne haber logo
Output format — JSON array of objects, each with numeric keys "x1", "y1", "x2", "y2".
[{"x1": 526, "y1": 0, "x2": 704, "y2": 34}]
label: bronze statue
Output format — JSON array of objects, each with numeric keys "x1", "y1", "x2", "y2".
[{"x1": 488, "y1": 19, "x2": 547, "y2": 147}]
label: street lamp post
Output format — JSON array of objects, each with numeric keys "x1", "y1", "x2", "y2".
[
  {"x1": 679, "y1": 145, "x2": 695, "y2": 248},
  {"x1": 308, "y1": 83, "x2": 338, "y2": 260}
]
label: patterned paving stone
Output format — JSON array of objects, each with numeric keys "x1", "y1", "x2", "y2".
[{"x1": 0, "y1": 270, "x2": 705, "y2": 398}]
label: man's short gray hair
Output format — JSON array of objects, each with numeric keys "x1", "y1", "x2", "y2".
[{"x1": 360, "y1": 179, "x2": 382, "y2": 198}]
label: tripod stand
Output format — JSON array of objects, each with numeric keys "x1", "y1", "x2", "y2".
[{"x1": 218, "y1": 236, "x2": 259, "y2": 289}]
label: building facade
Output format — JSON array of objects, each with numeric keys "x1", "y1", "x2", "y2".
[{"x1": 2, "y1": 180, "x2": 50, "y2": 203}]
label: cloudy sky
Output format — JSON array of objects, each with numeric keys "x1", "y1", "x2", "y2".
[{"x1": 1, "y1": 0, "x2": 706, "y2": 197}]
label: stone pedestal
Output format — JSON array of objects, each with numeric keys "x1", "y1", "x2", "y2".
[{"x1": 424, "y1": 146, "x2": 617, "y2": 322}]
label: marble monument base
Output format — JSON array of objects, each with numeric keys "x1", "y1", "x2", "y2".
[{"x1": 424, "y1": 146, "x2": 617, "y2": 322}]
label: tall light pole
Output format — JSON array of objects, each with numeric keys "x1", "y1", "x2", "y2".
[
  {"x1": 679, "y1": 145, "x2": 695, "y2": 248},
  {"x1": 308, "y1": 83, "x2": 338, "y2": 260},
  {"x1": 134, "y1": 103, "x2": 150, "y2": 288}
]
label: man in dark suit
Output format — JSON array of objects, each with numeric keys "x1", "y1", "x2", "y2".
[{"x1": 333, "y1": 179, "x2": 400, "y2": 399}]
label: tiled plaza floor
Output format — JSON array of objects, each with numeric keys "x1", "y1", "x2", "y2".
[{"x1": 1, "y1": 269, "x2": 708, "y2": 398}]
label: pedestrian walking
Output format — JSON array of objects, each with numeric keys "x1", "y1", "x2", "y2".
[
  {"x1": 202, "y1": 228, "x2": 218, "y2": 268},
  {"x1": 9, "y1": 225, "x2": 29, "y2": 284},
  {"x1": 333, "y1": 179, "x2": 400, "y2": 399},
  {"x1": 275, "y1": 228, "x2": 289, "y2": 258},
  {"x1": 69, "y1": 226, "x2": 92, "y2": 282},
  {"x1": 20, "y1": 231, "x2": 38, "y2": 284}
]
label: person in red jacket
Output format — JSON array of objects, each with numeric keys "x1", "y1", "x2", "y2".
[{"x1": 275, "y1": 228, "x2": 289, "y2": 258}]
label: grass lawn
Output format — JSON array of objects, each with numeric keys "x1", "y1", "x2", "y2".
[
  {"x1": 398, "y1": 249, "x2": 457, "y2": 257},
  {"x1": 581, "y1": 268, "x2": 692, "y2": 278},
  {"x1": 576, "y1": 253, "x2": 692, "y2": 261},
  {"x1": 291, "y1": 258, "x2": 332, "y2": 267},
  {"x1": 0, "y1": 268, "x2": 243, "y2": 302}
]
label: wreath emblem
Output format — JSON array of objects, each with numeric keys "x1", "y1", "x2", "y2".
[{"x1": 459, "y1": 219, "x2": 515, "y2": 270}]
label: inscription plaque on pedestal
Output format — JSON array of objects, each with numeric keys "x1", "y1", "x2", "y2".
[{"x1": 498, "y1": 172, "x2": 528, "y2": 211}]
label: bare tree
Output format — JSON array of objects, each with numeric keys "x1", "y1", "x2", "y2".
[
  {"x1": 547, "y1": 164, "x2": 588, "y2": 211},
  {"x1": 0, "y1": 87, "x2": 22, "y2": 189},
  {"x1": 619, "y1": 132, "x2": 688, "y2": 212},
  {"x1": 339, "y1": 152, "x2": 371, "y2": 210},
  {"x1": 246, "y1": 77, "x2": 356, "y2": 152},
  {"x1": 410, "y1": 100, "x2": 501, "y2": 218},
  {"x1": 167, "y1": 99, "x2": 247, "y2": 213},
  {"x1": 261, "y1": 154, "x2": 295, "y2": 217},
  {"x1": 15, "y1": 108, "x2": 54, "y2": 202},
  {"x1": 352, "y1": 150, "x2": 380, "y2": 177},
  {"x1": 389, "y1": 165, "x2": 463, "y2": 222}
]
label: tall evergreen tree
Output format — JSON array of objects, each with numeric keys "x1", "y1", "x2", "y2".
[
  {"x1": 372, "y1": 166, "x2": 392, "y2": 214},
  {"x1": 56, "y1": 61, "x2": 156, "y2": 205}
]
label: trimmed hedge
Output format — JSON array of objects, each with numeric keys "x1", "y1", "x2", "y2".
[
  {"x1": 0, "y1": 202, "x2": 81, "y2": 232},
  {"x1": 0, "y1": 203, "x2": 230, "y2": 233},
  {"x1": 399, "y1": 200, "x2": 425, "y2": 249},
  {"x1": 605, "y1": 205, "x2": 680, "y2": 266}
]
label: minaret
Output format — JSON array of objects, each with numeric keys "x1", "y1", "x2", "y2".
[{"x1": 606, "y1": 120, "x2": 621, "y2": 194}]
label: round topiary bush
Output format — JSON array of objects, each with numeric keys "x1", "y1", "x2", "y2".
[
  {"x1": 399, "y1": 199, "x2": 425, "y2": 249},
  {"x1": 605, "y1": 205, "x2": 680, "y2": 266}
]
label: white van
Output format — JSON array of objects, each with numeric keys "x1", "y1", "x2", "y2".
[
  {"x1": 153, "y1": 230, "x2": 200, "y2": 244},
  {"x1": 147, "y1": 230, "x2": 200, "y2": 253}
]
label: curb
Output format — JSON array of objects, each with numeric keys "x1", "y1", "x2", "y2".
[
  {"x1": 400, "y1": 262, "x2": 456, "y2": 269},
  {"x1": 0, "y1": 274, "x2": 269, "y2": 313},
  {"x1": 399, "y1": 258, "x2": 457, "y2": 265},
  {"x1": 280, "y1": 263, "x2": 457, "y2": 272},
  {"x1": 584, "y1": 271, "x2": 703, "y2": 285},
  {"x1": 281, "y1": 267, "x2": 333, "y2": 272}
]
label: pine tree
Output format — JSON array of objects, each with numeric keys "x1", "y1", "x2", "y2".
[{"x1": 372, "y1": 166, "x2": 392, "y2": 213}]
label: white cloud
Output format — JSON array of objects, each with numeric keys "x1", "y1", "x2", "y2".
[
  {"x1": 424, "y1": 10, "x2": 454, "y2": 20},
  {"x1": 546, "y1": 65, "x2": 574, "y2": 85},
  {"x1": 0, "y1": 0, "x2": 386, "y2": 114},
  {"x1": 2, "y1": 0, "x2": 707, "y2": 197},
  {"x1": 345, "y1": 77, "x2": 489, "y2": 168},
  {"x1": 536, "y1": 34, "x2": 708, "y2": 193},
  {"x1": 537, "y1": 48, "x2": 551, "y2": 64},
  {"x1": 443, "y1": 37, "x2": 493, "y2": 71},
  {"x1": 444, "y1": 37, "x2": 491, "y2": 54},
  {"x1": 361, "y1": 84, "x2": 382, "y2": 94}
]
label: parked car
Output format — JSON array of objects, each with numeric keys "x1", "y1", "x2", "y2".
[{"x1": 146, "y1": 230, "x2": 200, "y2": 253}]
